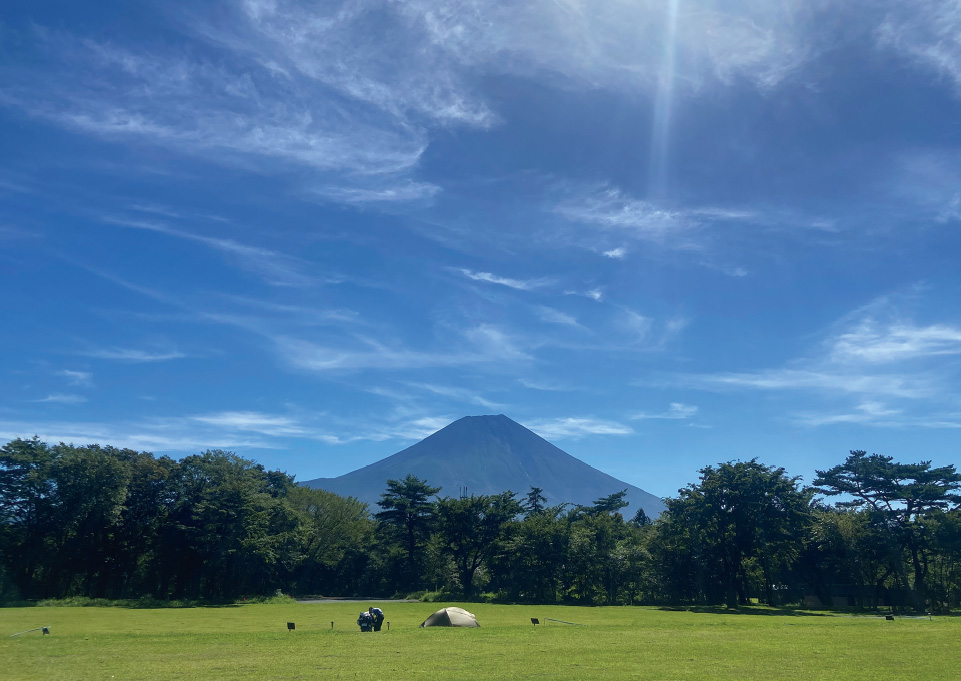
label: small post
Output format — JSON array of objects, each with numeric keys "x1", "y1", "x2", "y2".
[
  {"x1": 387, "y1": 622, "x2": 390, "y2": 631},
  {"x1": 287, "y1": 622, "x2": 295, "y2": 631},
  {"x1": 331, "y1": 621, "x2": 334, "y2": 629}
]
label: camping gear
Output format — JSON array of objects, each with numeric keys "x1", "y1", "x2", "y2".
[
  {"x1": 370, "y1": 607, "x2": 385, "y2": 631},
  {"x1": 420, "y1": 607, "x2": 480, "y2": 628},
  {"x1": 357, "y1": 611, "x2": 374, "y2": 632}
]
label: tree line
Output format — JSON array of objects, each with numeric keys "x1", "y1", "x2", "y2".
[{"x1": 2, "y1": 437, "x2": 959, "y2": 611}]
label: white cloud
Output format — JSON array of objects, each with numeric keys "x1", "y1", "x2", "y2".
[
  {"x1": 565, "y1": 288, "x2": 605, "y2": 302},
  {"x1": 684, "y1": 368, "x2": 932, "y2": 400},
  {"x1": 227, "y1": 0, "x2": 497, "y2": 127},
  {"x1": 275, "y1": 336, "x2": 470, "y2": 372},
  {"x1": 274, "y1": 324, "x2": 529, "y2": 372},
  {"x1": 4, "y1": 28, "x2": 430, "y2": 193},
  {"x1": 877, "y1": 1, "x2": 961, "y2": 93},
  {"x1": 82, "y1": 347, "x2": 186, "y2": 362},
  {"x1": 536, "y1": 306, "x2": 581, "y2": 328},
  {"x1": 58, "y1": 369, "x2": 93, "y2": 387},
  {"x1": 679, "y1": 291, "x2": 961, "y2": 415},
  {"x1": 792, "y1": 402, "x2": 961, "y2": 429},
  {"x1": 406, "y1": 383, "x2": 503, "y2": 409},
  {"x1": 633, "y1": 402, "x2": 698, "y2": 420},
  {"x1": 525, "y1": 417, "x2": 634, "y2": 440},
  {"x1": 463, "y1": 325, "x2": 532, "y2": 362},
  {"x1": 558, "y1": 188, "x2": 691, "y2": 242},
  {"x1": 619, "y1": 309, "x2": 654, "y2": 343},
  {"x1": 0, "y1": 419, "x2": 277, "y2": 453},
  {"x1": 518, "y1": 378, "x2": 570, "y2": 392},
  {"x1": 190, "y1": 411, "x2": 307, "y2": 436},
  {"x1": 401, "y1": 0, "x2": 809, "y2": 92},
  {"x1": 829, "y1": 321, "x2": 961, "y2": 363},
  {"x1": 388, "y1": 416, "x2": 455, "y2": 441},
  {"x1": 312, "y1": 181, "x2": 441, "y2": 205},
  {"x1": 603, "y1": 247, "x2": 627, "y2": 259},
  {"x1": 33, "y1": 394, "x2": 88, "y2": 405},
  {"x1": 104, "y1": 216, "x2": 316, "y2": 287},
  {"x1": 460, "y1": 269, "x2": 551, "y2": 291}
]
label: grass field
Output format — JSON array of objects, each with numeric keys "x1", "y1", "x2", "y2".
[{"x1": 2, "y1": 601, "x2": 957, "y2": 681}]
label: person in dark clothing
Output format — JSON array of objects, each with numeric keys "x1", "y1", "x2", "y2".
[{"x1": 369, "y1": 607, "x2": 385, "y2": 632}]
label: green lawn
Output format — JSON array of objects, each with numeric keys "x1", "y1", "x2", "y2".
[{"x1": 2, "y1": 602, "x2": 956, "y2": 681}]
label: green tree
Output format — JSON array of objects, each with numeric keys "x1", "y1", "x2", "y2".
[
  {"x1": 162, "y1": 450, "x2": 303, "y2": 600},
  {"x1": 498, "y1": 504, "x2": 568, "y2": 602},
  {"x1": 814, "y1": 450, "x2": 961, "y2": 611},
  {"x1": 0, "y1": 437, "x2": 56, "y2": 598},
  {"x1": 434, "y1": 492, "x2": 523, "y2": 600},
  {"x1": 374, "y1": 475, "x2": 440, "y2": 590},
  {"x1": 590, "y1": 490, "x2": 629, "y2": 516},
  {"x1": 287, "y1": 486, "x2": 373, "y2": 595},
  {"x1": 46, "y1": 444, "x2": 132, "y2": 596},
  {"x1": 523, "y1": 486, "x2": 548, "y2": 516},
  {"x1": 657, "y1": 460, "x2": 812, "y2": 607},
  {"x1": 799, "y1": 507, "x2": 895, "y2": 609}
]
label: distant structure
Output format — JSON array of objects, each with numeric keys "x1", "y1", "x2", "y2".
[{"x1": 301, "y1": 414, "x2": 666, "y2": 518}]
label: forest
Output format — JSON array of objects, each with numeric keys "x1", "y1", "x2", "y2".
[{"x1": 1, "y1": 437, "x2": 959, "y2": 612}]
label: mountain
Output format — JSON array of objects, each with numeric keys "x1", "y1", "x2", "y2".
[{"x1": 301, "y1": 414, "x2": 666, "y2": 518}]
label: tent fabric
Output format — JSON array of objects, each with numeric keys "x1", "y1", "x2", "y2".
[{"x1": 420, "y1": 607, "x2": 480, "y2": 628}]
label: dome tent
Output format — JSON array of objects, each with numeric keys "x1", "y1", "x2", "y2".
[{"x1": 420, "y1": 607, "x2": 480, "y2": 628}]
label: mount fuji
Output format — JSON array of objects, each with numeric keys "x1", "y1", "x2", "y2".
[{"x1": 301, "y1": 414, "x2": 665, "y2": 518}]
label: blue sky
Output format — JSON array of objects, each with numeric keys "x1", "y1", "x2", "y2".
[{"x1": 2, "y1": 0, "x2": 960, "y2": 498}]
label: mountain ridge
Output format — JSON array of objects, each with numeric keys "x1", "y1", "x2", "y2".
[{"x1": 302, "y1": 414, "x2": 666, "y2": 518}]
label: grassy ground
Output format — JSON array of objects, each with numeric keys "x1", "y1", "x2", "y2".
[{"x1": 2, "y1": 602, "x2": 957, "y2": 681}]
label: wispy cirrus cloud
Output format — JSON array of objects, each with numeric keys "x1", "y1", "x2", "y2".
[
  {"x1": 0, "y1": 407, "x2": 453, "y2": 456},
  {"x1": 190, "y1": 411, "x2": 309, "y2": 437},
  {"x1": 678, "y1": 292, "x2": 961, "y2": 427},
  {"x1": 524, "y1": 416, "x2": 633, "y2": 440},
  {"x1": 633, "y1": 402, "x2": 698, "y2": 420},
  {"x1": 536, "y1": 306, "x2": 582, "y2": 328},
  {"x1": 400, "y1": 0, "x2": 810, "y2": 92},
  {"x1": 829, "y1": 321, "x2": 961, "y2": 363},
  {"x1": 564, "y1": 287, "x2": 604, "y2": 302},
  {"x1": 33, "y1": 393, "x2": 88, "y2": 405},
  {"x1": 793, "y1": 402, "x2": 961, "y2": 429},
  {"x1": 81, "y1": 347, "x2": 186, "y2": 362},
  {"x1": 103, "y1": 216, "x2": 317, "y2": 287},
  {"x1": 518, "y1": 378, "x2": 571, "y2": 392},
  {"x1": 877, "y1": 1, "x2": 961, "y2": 93},
  {"x1": 406, "y1": 383, "x2": 503, "y2": 409},
  {"x1": 683, "y1": 367, "x2": 934, "y2": 400},
  {"x1": 1, "y1": 26, "x2": 431, "y2": 200},
  {"x1": 460, "y1": 269, "x2": 551, "y2": 291},
  {"x1": 311, "y1": 181, "x2": 441, "y2": 205},
  {"x1": 557, "y1": 188, "x2": 693, "y2": 243},
  {"x1": 274, "y1": 323, "x2": 530, "y2": 373},
  {"x1": 58, "y1": 369, "x2": 93, "y2": 387},
  {"x1": 618, "y1": 309, "x2": 655, "y2": 344},
  {"x1": 2, "y1": 0, "x2": 827, "y2": 215}
]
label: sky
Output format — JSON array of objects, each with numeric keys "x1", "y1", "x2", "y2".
[{"x1": 2, "y1": 0, "x2": 960, "y2": 499}]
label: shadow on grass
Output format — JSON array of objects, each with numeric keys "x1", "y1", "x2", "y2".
[{"x1": 658, "y1": 605, "x2": 831, "y2": 617}]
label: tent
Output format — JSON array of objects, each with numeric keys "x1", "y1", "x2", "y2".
[{"x1": 420, "y1": 607, "x2": 480, "y2": 628}]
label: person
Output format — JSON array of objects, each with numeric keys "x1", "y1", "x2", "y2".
[
  {"x1": 357, "y1": 611, "x2": 373, "y2": 632},
  {"x1": 369, "y1": 606, "x2": 385, "y2": 632}
]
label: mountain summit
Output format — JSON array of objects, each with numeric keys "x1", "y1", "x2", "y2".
[{"x1": 302, "y1": 414, "x2": 665, "y2": 518}]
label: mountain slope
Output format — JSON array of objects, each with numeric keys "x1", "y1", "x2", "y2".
[{"x1": 301, "y1": 414, "x2": 665, "y2": 518}]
